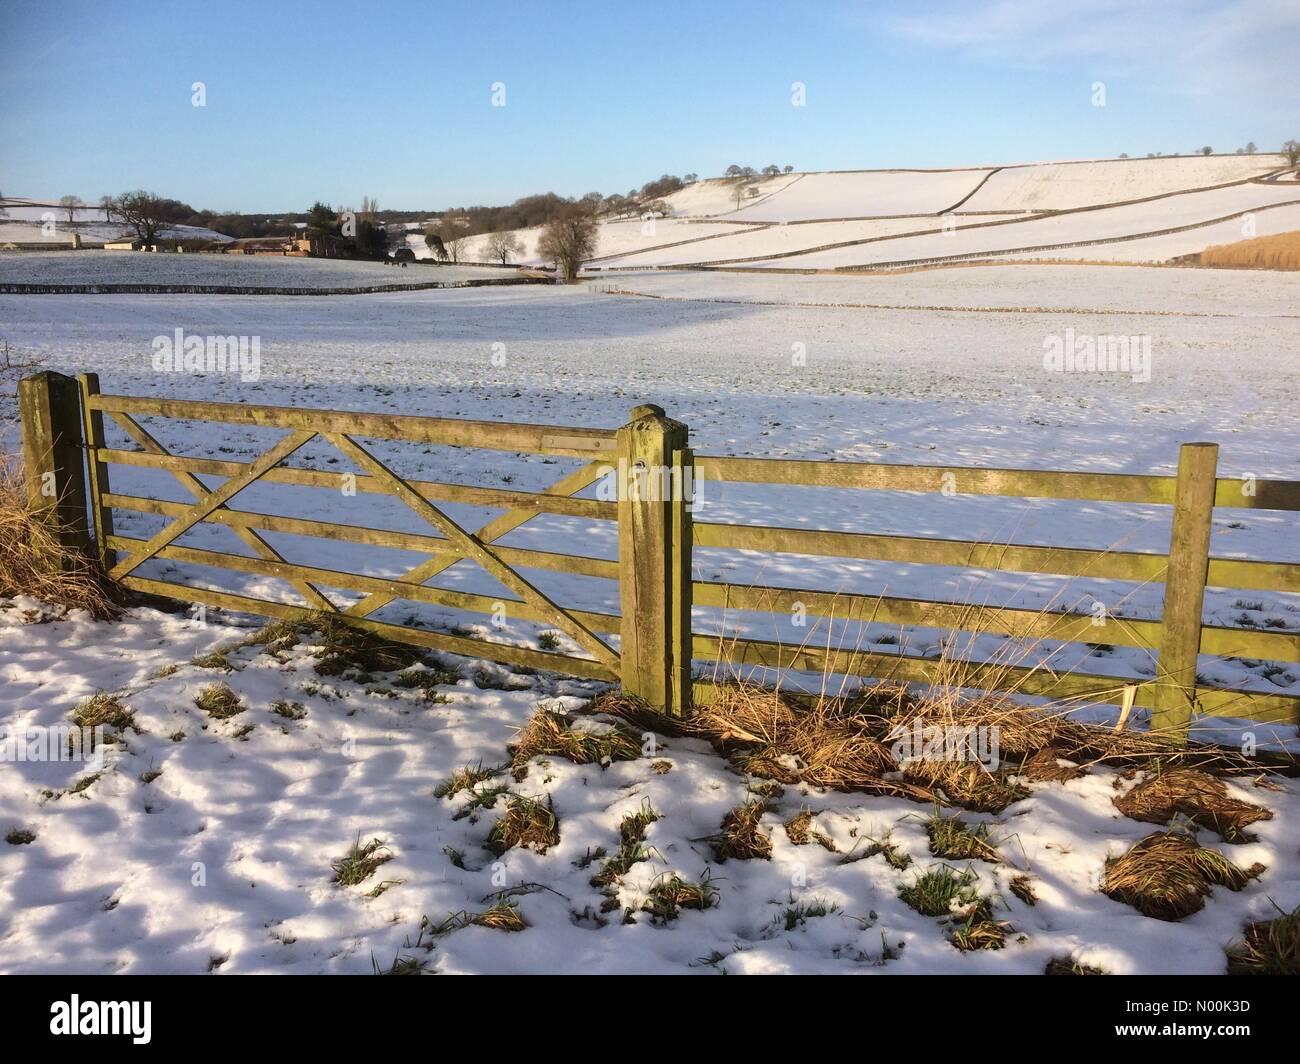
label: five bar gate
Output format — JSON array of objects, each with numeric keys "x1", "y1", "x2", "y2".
[{"x1": 17, "y1": 370, "x2": 1300, "y2": 742}]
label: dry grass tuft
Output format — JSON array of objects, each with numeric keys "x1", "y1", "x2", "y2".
[
  {"x1": 508, "y1": 707, "x2": 641, "y2": 779},
  {"x1": 487, "y1": 795, "x2": 560, "y2": 855},
  {"x1": 70, "y1": 692, "x2": 137, "y2": 734},
  {"x1": 191, "y1": 649, "x2": 233, "y2": 671},
  {"x1": 1102, "y1": 831, "x2": 1264, "y2": 921},
  {"x1": 1226, "y1": 905, "x2": 1300, "y2": 975},
  {"x1": 425, "y1": 900, "x2": 529, "y2": 936},
  {"x1": 469, "y1": 900, "x2": 528, "y2": 933},
  {"x1": 234, "y1": 617, "x2": 304, "y2": 655},
  {"x1": 238, "y1": 613, "x2": 429, "y2": 677},
  {"x1": 194, "y1": 682, "x2": 245, "y2": 720},
  {"x1": 0, "y1": 460, "x2": 120, "y2": 619},
  {"x1": 1015, "y1": 747, "x2": 1087, "y2": 782},
  {"x1": 711, "y1": 798, "x2": 773, "y2": 861},
  {"x1": 601, "y1": 677, "x2": 1153, "y2": 814},
  {"x1": 949, "y1": 900, "x2": 1010, "y2": 952},
  {"x1": 845, "y1": 833, "x2": 912, "y2": 870},
  {"x1": 1114, "y1": 768, "x2": 1272, "y2": 842},
  {"x1": 691, "y1": 684, "x2": 907, "y2": 794},
  {"x1": 784, "y1": 809, "x2": 838, "y2": 852},
  {"x1": 269, "y1": 699, "x2": 307, "y2": 721},
  {"x1": 1010, "y1": 874, "x2": 1037, "y2": 906},
  {"x1": 307, "y1": 614, "x2": 426, "y2": 677}
]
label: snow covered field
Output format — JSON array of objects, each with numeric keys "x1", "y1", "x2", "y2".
[
  {"x1": 753, "y1": 181, "x2": 1300, "y2": 270},
  {"x1": 1, "y1": 262, "x2": 1298, "y2": 974},
  {"x1": 0, "y1": 251, "x2": 509, "y2": 288},
  {"x1": 962, "y1": 155, "x2": 1283, "y2": 212},
  {"x1": 726, "y1": 169, "x2": 995, "y2": 222},
  {"x1": 589, "y1": 156, "x2": 1299, "y2": 269}
]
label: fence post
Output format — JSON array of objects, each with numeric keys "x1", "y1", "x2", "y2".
[
  {"x1": 1153, "y1": 442, "x2": 1218, "y2": 743},
  {"x1": 670, "y1": 445, "x2": 694, "y2": 717},
  {"x1": 18, "y1": 371, "x2": 90, "y2": 568},
  {"x1": 617, "y1": 404, "x2": 691, "y2": 715},
  {"x1": 78, "y1": 373, "x2": 116, "y2": 571}
]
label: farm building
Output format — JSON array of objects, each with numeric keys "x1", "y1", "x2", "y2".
[{"x1": 224, "y1": 233, "x2": 351, "y2": 257}]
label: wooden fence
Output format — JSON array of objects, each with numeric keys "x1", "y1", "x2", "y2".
[{"x1": 17, "y1": 371, "x2": 1300, "y2": 742}]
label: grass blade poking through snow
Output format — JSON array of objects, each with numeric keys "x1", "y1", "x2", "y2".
[{"x1": 332, "y1": 836, "x2": 393, "y2": 887}]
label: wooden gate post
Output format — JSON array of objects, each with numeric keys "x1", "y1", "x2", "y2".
[
  {"x1": 617, "y1": 404, "x2": 691, "y2": 715},
  {"x1": 1153, "y1": 442, "x2": 1219, "y2": 743},
  {"x1": 18, "y1": 371, "x2": 90, "y2": 568},
  {"x1": 78, "y1": 373, "x2": 116, "y2": 571}
]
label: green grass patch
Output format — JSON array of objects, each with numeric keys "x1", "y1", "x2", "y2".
[
  {"x1": 332, "y1": 836, "x2": 393, "y2": 886},
  {"x1": 642, "y1": 872, "x2": 719, "y2": 925}
]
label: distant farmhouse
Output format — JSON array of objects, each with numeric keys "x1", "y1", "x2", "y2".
[{"x1": 223, "y1": 233, "x2": 349, "y2": 257}]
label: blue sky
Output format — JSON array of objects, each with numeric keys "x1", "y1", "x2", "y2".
[{"x1": 1, "y1": 0, "x2": 1295, "y2": 212}]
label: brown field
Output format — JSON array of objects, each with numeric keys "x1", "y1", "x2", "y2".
[{"x1": 1200, "y1": 229, "x2": 1300, "y2": 270}]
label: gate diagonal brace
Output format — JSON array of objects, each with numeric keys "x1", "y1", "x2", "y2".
[{"x1": 323, "y1": 432, "x2": 619, "y2": 669}]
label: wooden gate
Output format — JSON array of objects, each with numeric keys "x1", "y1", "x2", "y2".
[
  {"x1": 19, "y1": 372, "x2": 693, "y2": 711},
  {"x1": 17, "y1": 370, "x2": 1300, "y2": 742}
]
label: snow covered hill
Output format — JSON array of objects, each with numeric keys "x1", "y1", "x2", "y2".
[
  {"x1": 577, "y1": 154, "x2": 1297, "y2": 271},
  {"x1": 0, "y1": 199, "x2": 232, "y2": 245}
]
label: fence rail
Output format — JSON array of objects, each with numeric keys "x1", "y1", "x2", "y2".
[{"x1": 16, "y1": 370, "x2": 1300, "y2": 742}]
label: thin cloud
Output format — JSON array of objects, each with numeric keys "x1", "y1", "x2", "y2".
[{"x1": 869, "y1": 0, "x2": 1299, "y2": 99}]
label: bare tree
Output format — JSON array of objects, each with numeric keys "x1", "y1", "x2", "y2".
[
  {"x1": 537, "y1": 204, "x2": 598, "y2": 281},
  {"x1": 59, "y1": 195, "x2": 83, "y2": 227},
  {"x1": 430, "y1": 225, "x2": 467, "y2": 263},
  {"x1": 484, "y1": 231, "x2": 523, "y2": 265},
  {"x1": 105, "y1": 190, "x2": 177, "y2": 247},
  {"x1": 1284, "y1": 140, "x2": 1300, "y2": 166}
]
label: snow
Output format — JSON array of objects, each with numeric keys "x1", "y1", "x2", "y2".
[
  {"x1": 726, "y1": 169, "x2": 995, "y2": 222},
  {"x1": 743, "y1": 181, "x2": 1300, "y2": 269},
  {"x1": 962, "y1": 156, "x2": 1285, "y2": 212},
  {"x1": 1, "y1": 255, "x2": 1298, "y2": 974},
  {"x1": 0, "y1": 251, "x2": 509, "y2": 288},
  {"x1": 998, "y1": 203, "x2": 1300, "y2": 263},
  {"x1": 587, "y1": 158, "x2": 1299, "y2": 268},
  {"x1": 2, "y1": 600, "x2": 1297, "y2": 974},
  {"x1": 407, "y1": 219, "x2": 762, "y2": 268},
  {"x1": 0, "y1": 201, "x2": 232, "y2": 245},
  {"x1": 593, "y1": 216, "x2": 1025, "y2": 269},
  {"x1": 661, "y1": 174, "x2": 802, "y2": 218}
]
